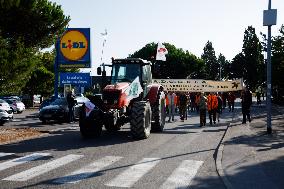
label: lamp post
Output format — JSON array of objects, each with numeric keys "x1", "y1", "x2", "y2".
[{"x1": 263, "y1": 0, "x2": 277, "y2": 134}]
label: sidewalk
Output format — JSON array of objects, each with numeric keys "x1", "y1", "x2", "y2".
[{"x1": 219, "y1": 103, "x2": 284, "y2": 189}]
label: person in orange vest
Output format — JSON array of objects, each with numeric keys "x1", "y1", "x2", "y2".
[
  {"x1": 207, "y1": 92, "x2": 218, "y2": 125},
  {"x1": 195, "y1": 93, "x2": 201, "y2": 113}
]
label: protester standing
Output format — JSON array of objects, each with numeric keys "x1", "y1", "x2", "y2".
[
  {"x1": 216, "y1": 93, "x2": 223, "y2": 122},
  {"x1": 207, "y1": 92, "x2": 218, "y2": 125},
  {"x1": 222, "y1": 92, "x2": 228, "y2": 109},
  {"x1": 195, "y1": 93, "x2": 201, "y2": 113},
  {"x1": 178, "y1": 92, "x2": 188, "y2": 121},
  {"x1": 241, "y1": 88, "x2": 252, "y2": 124},
  {"x1": 228, "y1": 92, "x2": 236, "y2": 112},
  {"x1": 198, "y1": 92, "x2": 207, "y2": 127},
  {"x1": 66, "y1": 90, "x2": 76, "y2": 123},
  {"x1": 167, "y1": 91, "x2": 176, "y2": 122}
]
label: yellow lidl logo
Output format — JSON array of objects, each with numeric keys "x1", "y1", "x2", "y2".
[{"x1": 60, "y1": 30, "x2": 88, "y2": 61}]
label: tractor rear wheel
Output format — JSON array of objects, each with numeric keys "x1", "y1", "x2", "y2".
[
  {"x1": 130, "y1": 101, "x2": 151, "y2": 139},
  {"x1": 151, "y1": 91, "x2": 166, "y2": 132}
]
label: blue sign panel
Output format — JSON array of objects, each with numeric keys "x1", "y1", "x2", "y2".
[
  {"x1": 57, "y1": 28, "x2": 91, "y2": 68},
  {"x1": 60, "y1": 73, "x2": 91, "y2": 87}
]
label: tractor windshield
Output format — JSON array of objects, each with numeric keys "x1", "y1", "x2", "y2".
[{"x1": 111, "y1": 63, "x2": 141, "y2": 84}]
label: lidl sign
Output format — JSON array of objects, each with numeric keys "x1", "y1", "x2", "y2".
[{"x1": 58, "y1": 28, "x2": 91, "y2": 68}]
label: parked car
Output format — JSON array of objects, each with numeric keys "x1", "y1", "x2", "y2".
[
  {"x1": 0, "y1": 99, "x2": 12, "y2": 112},
  {"x1": 0, "y1": 109, "x2": 13, "y2": 125},
  {"x1": 5, "y1": 99, "x2": 25, "y2": 113},
  {"x1": 0, "y1": 99, "x2": 13, "y2": 125},
  {"x1": 39, "y1": 97, "x2": 89, "y2": 123}
]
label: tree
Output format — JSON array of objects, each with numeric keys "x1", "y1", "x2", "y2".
[
  {"x1": 230, "y1": 53, "x2": 245, "y2": 79},
  {"x1": 0, "y1": 0, "x2": 70, "y2": 95},
  {"x1": 22, "y1": 52, "x2": 55, "y2": 98},
  {"x1": 130, "y1": 42, "x2": 204, "y2": 79},
  {"x1": 201, "y1": 41, "x2": 219, "y2": 80},
  {"x1": 217, "y1": 53, "x2": 230, "y2": 80},
  {"x1": 0, "y1": 0, "x2": 70, "y2": 49},
  {"x1": 271, "y1": 25, "x2": 284, "y2": 101},
  {"x1": 242, "y1": 26, "x2": 264, "y2": 90},
  {"x1": 0, "y1": 37, "x2": 38, "y2": 95}
]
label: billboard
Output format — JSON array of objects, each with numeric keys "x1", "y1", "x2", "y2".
[{"x1": 58, "y1": 28, "x2": 91, "y2": 68}]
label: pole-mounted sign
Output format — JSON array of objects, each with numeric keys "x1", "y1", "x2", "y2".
[
  {"x1": 54, "y1": 28, "x2": 91, "y2": 98},
  {"x1": 58, "y1": 28, "x2": 91, "y2": 68}
]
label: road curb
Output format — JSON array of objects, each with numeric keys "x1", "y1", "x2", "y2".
[
  {"x1": 216, "y1": 123, "x2": 233, "y2": 189},
  {"x1": 215, "y1": 111, "x2": 238, "y2": 189}
]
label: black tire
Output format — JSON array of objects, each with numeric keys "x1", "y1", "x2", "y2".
[
  {"x1": 151, "y1": 91, "x2": 166, "y2": 132},
  {"x1": 130, "y1": 101, "x2": 151, "y2": 139},
  {"x1": 79, "y1": 106, "x2": 103, "y2": 138}
]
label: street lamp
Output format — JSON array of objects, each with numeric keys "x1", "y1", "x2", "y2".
[{"x1": 263, "y1": 0, "x2": 277, "y2": 134}]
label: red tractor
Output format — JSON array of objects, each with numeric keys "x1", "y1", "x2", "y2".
[{"x1": 79, "y1": 58, "x2": 166, "y2": 139}]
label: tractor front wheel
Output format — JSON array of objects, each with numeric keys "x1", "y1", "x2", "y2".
[{"x1": 130, "y1": 101, "x2": 151, "y2": 139}]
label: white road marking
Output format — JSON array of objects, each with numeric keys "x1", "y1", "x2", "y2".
[
  {"x1": 160, "y1": 160, "x2": 203, "y2": 189},
  {"x1": 0, "y1": 152, "x2": 15, "y2": 157},
  {"x1": 3, "y1": 154, "x2": 83, "y2": 181},
  {"x1": 0, "y1": 153, "x2": 50, "y2": 172},
  {"x1": 54, "y1": 156, "x2": 123, "y2": 184},
  {"x1": 105, "y1": 158, "x2": 161, "y2": 188}
]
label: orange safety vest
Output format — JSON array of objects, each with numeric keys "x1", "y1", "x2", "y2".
[
  {"x1": 207, "y1": 94, "x2": 218, "y2": 111},
  {"x1": 174, "y1": 95, "x2": 178, "y2": 106}
]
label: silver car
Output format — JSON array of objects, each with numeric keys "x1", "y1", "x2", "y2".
[{"x1": 5, "y1": 99, "x2": 25, "y2": 113}]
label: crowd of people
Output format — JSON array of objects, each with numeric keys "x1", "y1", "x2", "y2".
[{"x1": 165, "y1": 88, "x2": 252, "y2": 127}]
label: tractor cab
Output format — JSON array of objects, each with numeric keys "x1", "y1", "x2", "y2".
[{"x1": 110, "y1": 58, "x2": 152, "y2": 88}]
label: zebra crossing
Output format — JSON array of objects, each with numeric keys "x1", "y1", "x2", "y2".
[{"x1": 0, "y1": 152, "x2": 203, "y2": 188}]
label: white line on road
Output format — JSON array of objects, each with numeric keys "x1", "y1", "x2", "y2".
[
  {"x1": 0, "y1": 153, "x2": 50, "y2": 172},
  {"x1": 3, "y1": 154, "x2": 83, "y2": 181},
  {"x1": 105, "y1": 158, "x2": 161, "y2": 188},
  {"x1": 160, "y1": 160, "x2": 203, "y2": 189},
  {"x1": 54, "y1": 155, "x2": 123, "y2": 184},
  {"x1": 0, "y1": 152, "x2": 15, "y2": 157}
]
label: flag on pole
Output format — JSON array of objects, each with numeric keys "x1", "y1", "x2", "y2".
[{"x1": 156, "y1": 42, "x2": 168, "y2": 61}]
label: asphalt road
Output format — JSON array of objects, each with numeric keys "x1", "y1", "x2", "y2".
[{"x1": 0, "y1": 107, "x2": 235, "y2": 189}]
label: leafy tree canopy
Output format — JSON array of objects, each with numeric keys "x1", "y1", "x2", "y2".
[
  {"x1": 201, "y1": 41, "x2": 219, "y2": 80},
  {"x1": 0, "y1": 0, "x2": 70, "y2": 49}
]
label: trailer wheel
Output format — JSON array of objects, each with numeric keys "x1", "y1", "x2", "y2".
[
  {"x1": 130, "y1": 101, "x2": 151, "y2": 139},
  {"x1": 151, "y1": 91, "x2": 166, "y2": 132}
]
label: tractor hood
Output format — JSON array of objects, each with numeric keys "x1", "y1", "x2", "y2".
[{"x1": 104, "y1": 82, "x2": 130, "y2": 91}]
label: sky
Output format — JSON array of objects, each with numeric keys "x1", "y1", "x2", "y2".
[{"x1": 51, "y1": 0, "x2": 284, "y2": 76}]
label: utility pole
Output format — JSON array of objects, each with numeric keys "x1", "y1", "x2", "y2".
[{"x1": 263, "y1": 0, "x2": 277, "y2": 134}]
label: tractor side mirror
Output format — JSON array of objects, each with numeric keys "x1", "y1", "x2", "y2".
[{"x1": 97, "y1": 67, "x2": 102, "y2": 75}]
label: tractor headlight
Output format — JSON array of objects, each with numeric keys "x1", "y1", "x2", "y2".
[{"x1": 113, "y1": 100, "x2": 118, "y2": 104}]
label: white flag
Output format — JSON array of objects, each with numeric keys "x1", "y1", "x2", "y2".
[
  {"x1": 124, "y1": 77, "x2": 143, "y2": 101},
  {"x1": 156, "y1": 42, "x2": 168, "y2": 61},
  {"x1": 85, "y1": 101, "x2": 96, "y2": 117}
]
